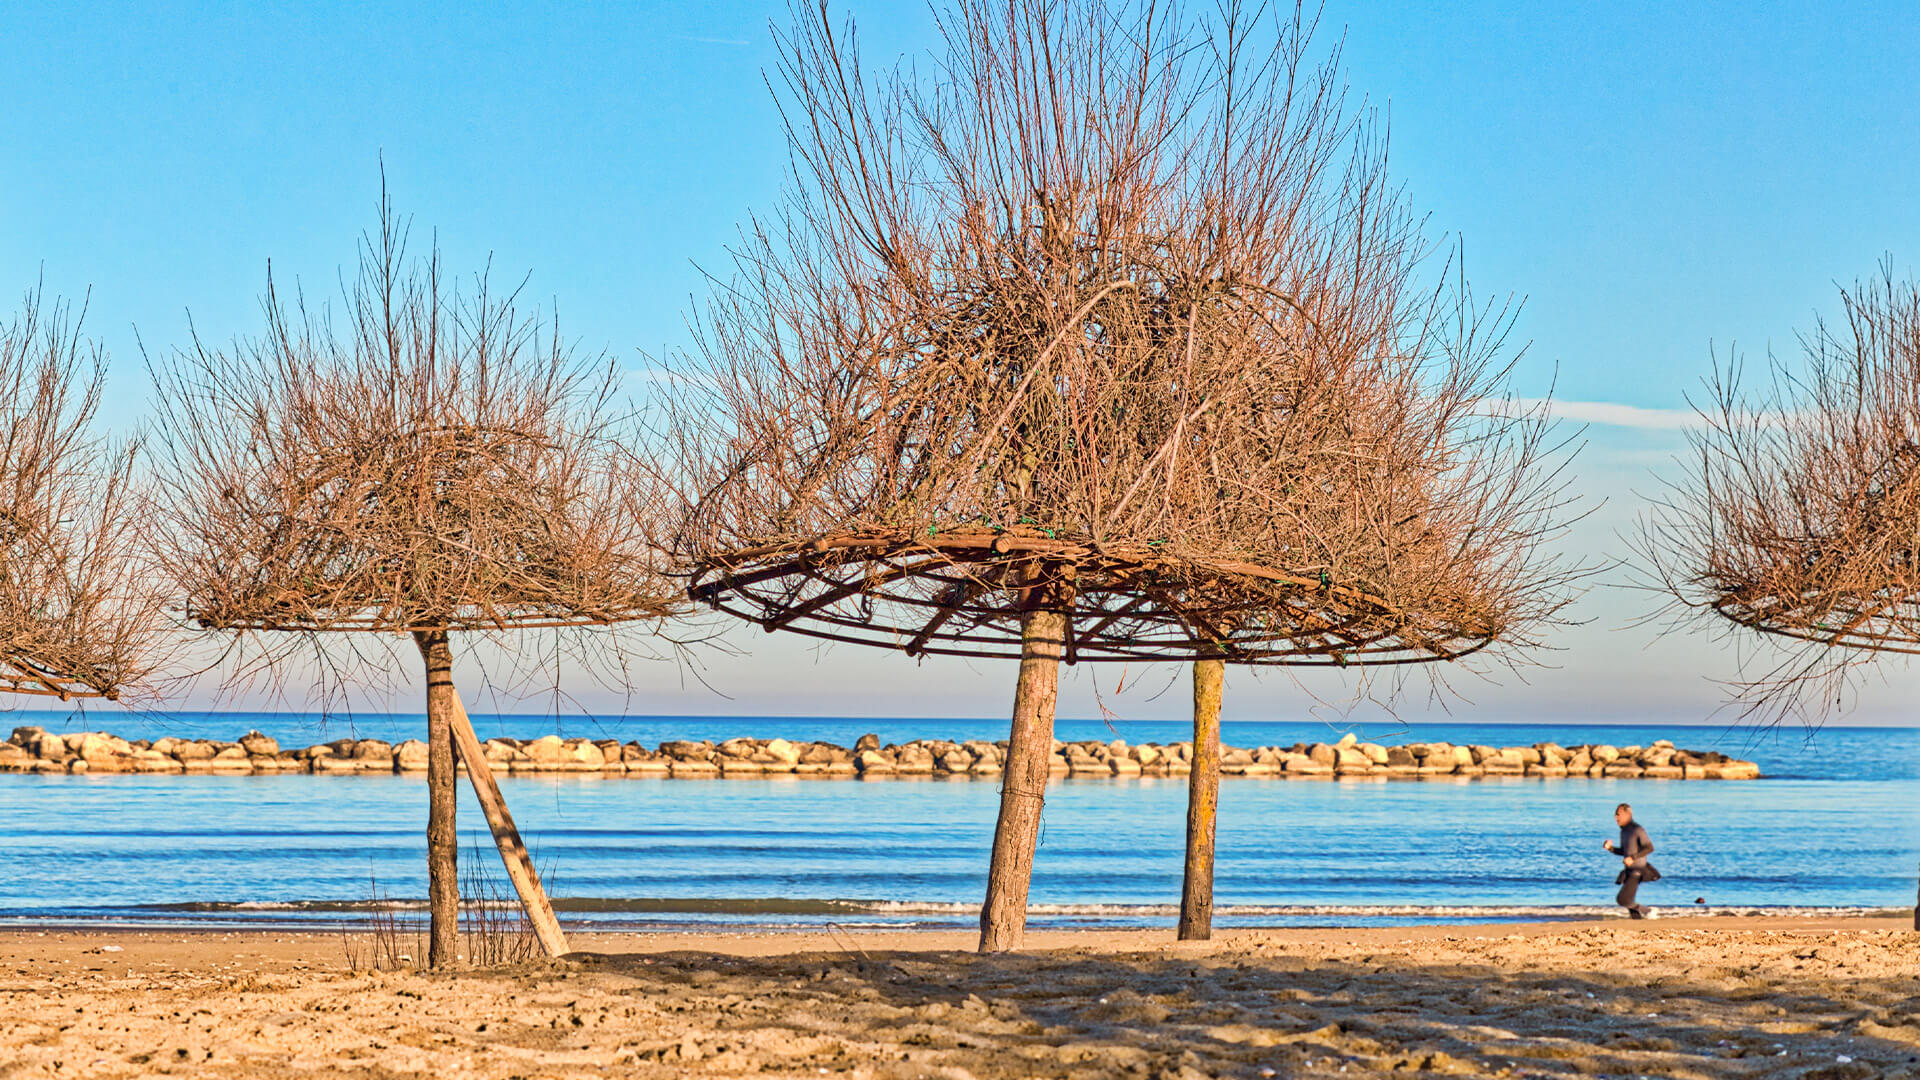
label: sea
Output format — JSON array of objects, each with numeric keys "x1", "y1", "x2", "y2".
[{"x1": 1, "y1": 712, "x2": 1913, "y2": 932}]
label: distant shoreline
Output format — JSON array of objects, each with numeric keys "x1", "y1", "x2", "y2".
[
  {"x1": 1, "y1": 725, "x2": 1764, "y2": 781},
  {"x1": 12, "y1": 707, "x2": 1920, "y2": 731}
]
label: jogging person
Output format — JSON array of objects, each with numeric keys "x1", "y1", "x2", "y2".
[{"x1": 1603, "y1": 802, "x2": 1660, "y2": 919}]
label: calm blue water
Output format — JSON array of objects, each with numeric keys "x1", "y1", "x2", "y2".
[{"x1": 1, "y1": 712, "x2": 1914, "y2": 930}]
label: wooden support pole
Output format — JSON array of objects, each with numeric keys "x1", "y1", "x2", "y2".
[
  {"x1": 415, "y1": 629, "x2": 460, "y2": 968},
  {"x1": 978, "y1": 606, "x2": 1066, "y2": 953},
  {"x1": 445, "y1": 686, "x2": 571, "y2": 959},
  {"x1": 1179, "y1": 658, "x2": 1224, "y2": 940}
]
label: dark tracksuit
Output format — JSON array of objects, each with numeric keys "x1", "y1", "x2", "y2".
[{"x1": 1609, "y1": 821, "x2": 1659, "y2": 916}]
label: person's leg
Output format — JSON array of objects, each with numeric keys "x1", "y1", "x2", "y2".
[{"x1": 1617, "y1": 871, "x2": 1644, "y2": 917}]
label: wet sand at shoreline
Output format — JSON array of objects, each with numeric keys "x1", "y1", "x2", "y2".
[{"x1": 3, "y1": 917, "x2": 1917, "y2": 1077}]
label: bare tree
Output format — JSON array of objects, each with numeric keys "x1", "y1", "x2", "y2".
[
  {"x1": 1642, "y1": 265, "x2": 1920, "y2": 924},
  {"x1": 147, "y1": 196, "x2": 679, "y2": 967},
  {"x1": 673, "y1": 0, "x2": 1577, "y2": 952},
  {"x1": 0, "y1": 286, "x2": 162, "y2": 702}
]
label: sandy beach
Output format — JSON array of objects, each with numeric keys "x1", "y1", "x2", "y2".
[{"x1": 2, "y1": 917, "x2": 1915, "y2": 1078}]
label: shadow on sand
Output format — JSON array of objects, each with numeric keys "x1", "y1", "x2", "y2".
[{"x1": 538, "y1": 937, "x2": 1920, "y2": 1078}]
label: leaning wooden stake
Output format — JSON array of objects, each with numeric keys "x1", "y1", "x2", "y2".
[
  {"x1": 446, "y1": 684, "x2": 571, "y2": 959},
  {"x1": 979, "y1": 607, "x2": 1067, "y2": 953},
  {"x1": 1179, "y1": 658, "x2": 1224, "y2": 940},
  {"x1": 414, "y1": 628, "x2": 570, "y2": 962}
]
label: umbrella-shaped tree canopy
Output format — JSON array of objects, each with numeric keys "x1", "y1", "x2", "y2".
[
  {"x1": 677, "y1": 0, "x2": 1570, "y2": 672},
  {"x1": 150, "y1": 213, "x2": 675, "y2": 639},
  {"x1": 0, "y1": 287, "x2": 160, "y2": 700},
  {"x1": 1647, "y1": 267, "x2": 1920, "y2": 711}
]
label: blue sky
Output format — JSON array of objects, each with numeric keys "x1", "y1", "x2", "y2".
[{"x1": 4, "y1": 2, "x2": 1918, "y2": 725}]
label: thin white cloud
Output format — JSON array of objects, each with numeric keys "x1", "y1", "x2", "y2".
[{"x1": 1522, "y1": 399, "x2": 1699, "y2": 431}]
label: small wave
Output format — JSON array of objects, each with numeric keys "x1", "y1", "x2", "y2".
[
  {"x1": 140, "y1": 899, "x2": 444, "y2": 914},
  {"x1": 128, "y1": 898, "x2": 1905, "y2": 920},
  {"x1": 854, "y1": 900, "x2": 1901, "y2": 919},
  {"x1": 139, "y1": 897, "x2": 891, "y2": 916}
]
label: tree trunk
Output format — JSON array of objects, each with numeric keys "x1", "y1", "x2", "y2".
[
  {"x1": 1179, "y1": 658, "x2": 1224, "y2": 940},
  {"x1": 979, "y1": 607, "x2": 1067, "y2": 953},
  {"x1": 415, "y1": 629, "x2": 460, "y2": 968},
  {"x1": 444, "y1": 686, "x2": 570, "y2": 957}
]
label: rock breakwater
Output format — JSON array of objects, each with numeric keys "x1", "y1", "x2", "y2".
[{"x1": 0, "y1": 726, "x2": 1761, "y2": 780}]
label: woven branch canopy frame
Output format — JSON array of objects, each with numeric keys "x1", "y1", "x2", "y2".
[
  {"x1": 0, "y1": 653, "x2": 123, "y2": 700},
  {"x1": 1707, "y1": 564, "x2": 1920, "y2": 658},
  {"x1": 184, "y1": 542, "x2": 678, "y2": 635},
  {"x1": 191, "y1": 608, "x2": 674, "y2": 635},
  {"x1": 189, "y1": 573, "x2": 677, "y2": 635},
  {"x1": 691, "y1": 528, "x2": 1499, "y2": 666}
]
